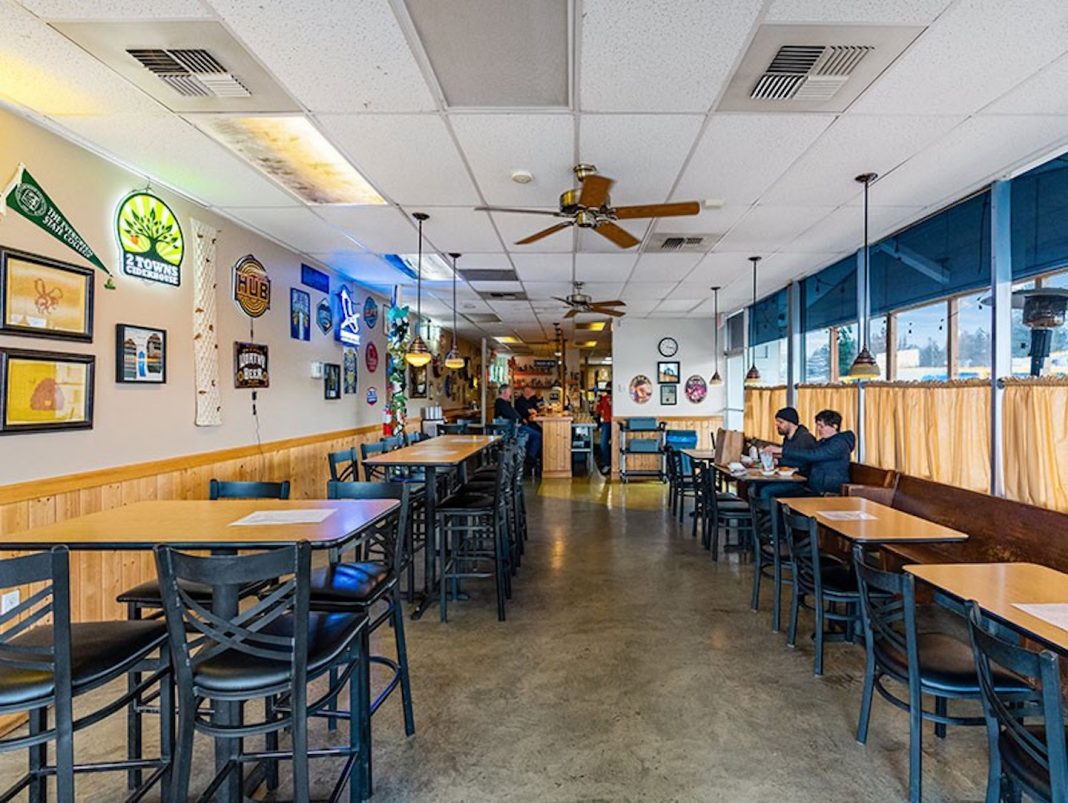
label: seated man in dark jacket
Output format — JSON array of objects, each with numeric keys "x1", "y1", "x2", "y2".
[
  {"x1": 493, "y1": 384, "x2": 541, "y2": 459},
  {"x1": 761, "y1": 409, "x2": 855, "y2": 497},
  {"x1": 774, "y1": 406, "x2": 816, "y2": 467}
]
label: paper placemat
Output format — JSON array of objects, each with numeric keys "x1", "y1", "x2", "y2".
[
  {"x1": 230, "y1": 509, "x2": 336, "y2": 526},
  {"x1": 1013, "y1": 603, "x2": 1068, "y2": 633},
  {"x1": 819, "y1": 511, "x2": 877, "y2": 521}
]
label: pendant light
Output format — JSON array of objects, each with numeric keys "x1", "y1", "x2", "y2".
[
  {"x1": 744, "y1": 256, "x2": 761, "y2": 386},
  {"x1": 404, "y1": 212, "x2": 432, "y2": 367},
  {"x1": 847, "y1": 172, "x2": 881, "y2": 379},
  {"x1": 444, "y1": 252, "x2": 465, "y2": 369},
  {"x1": 709, "y1": 285, "x2": 723, "y2": 386}
]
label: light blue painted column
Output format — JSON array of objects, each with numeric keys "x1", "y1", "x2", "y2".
[{"x1": 990, "y1": 180, "x2": 1012, "y2": 497}]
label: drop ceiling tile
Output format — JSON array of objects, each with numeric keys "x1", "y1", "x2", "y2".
[
  {"x1": 524, "y1": 281, "x2": 576, "y2": 299},
  {"x1": 621, "y1": 282, "x2": 677, "y2": 300},
  {"x1": 22, "y1": 0, "x2": 209, "y2": 16},
  {"x1": 684, "y1": 251, "x2": 761, "y2": 286},
  {"x1": 317, "y1": 205, "x2": 418, "y2": 253},
  {"x1": 714, "y1": 205, "x2": 835, "y2": 253},
  {"x1": 511, "y1": 254, "x2": 574, "y2": 282},
  {"x1": 493, "y1": 213, "x2": 574, "y2": 252},
  {"x1": 403, "y1": 206, "x2": 503, "y2": 253},
  {"x1": 579, "y1": 114, "x2": 703, "y2": 204},
  {"x1": 582, "y1": 282, "x2": 625, "y2": 298},
  {"x1": 784, "y1": 204, "x2": 922, "y2": 254},
  {"x1": 225, "y1": 207, "x2": 360, "y2": 253},
  {"x1": 575, "y1": 253, "x2": 639, "y2": 282},
  {"x1": 655, "y1": 298, "x2": 703, "y2": 313},
  {"x1": 849, "y1": 0, "x2": 1068, "y2": 116},
  {"x1": 210, "y1": 0, "x2": 437, "y2": 112},
  {"x1": 470, "y1": 281, "x2": 524, "y2": 293},
  {"x1": 985, "y1": 53, "x2": 1068, "y2": 115},
  {"x1": 0, "y1": 3, "x2": 161, "y2": 115},
  {"x1": 580, "y1": 0, "x2": 764, "y2": 112},
  {"x1": 629, "y1": 253, "x2": 705, "y2": 282},
  {"x1": 872, "y1": 115, "x2": 1068, "y2": 209},
  {"x1": 760, "y1": 115, "x2": 962, "y2": 207},
  {"x1": 675, "y1": 114, "x2": 835, "y2": 206},
  {"x1": 452, "y1": 253, "x2": 514, "y2": 271},
  {"x1": 450, "y1": 113, "x2": 574, "y2": 206},
  {"x1": 318, "y1": 114, "x2": 478, "y2": 206},
  {"x1": 765, "y1": 0, "x2": 951, "y2": 24},
  {"x1": 309, "y1": 251, "x2": 404, "y2": 288},
  {"x1": 55, "y1": 113, "x2": 298, "y2": 207}
]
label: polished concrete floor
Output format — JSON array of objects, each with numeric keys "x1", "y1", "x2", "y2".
[{"x1": 0, "y1": 476, "x2": 991, "y2": 801}]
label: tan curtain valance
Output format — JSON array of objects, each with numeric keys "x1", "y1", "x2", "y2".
[
  {"x1": 1002, "y1": 382, "x2": 1068, "y2": 511},
  {"x1": 744, "y1": 386, "x2": 787, "y2": 442}
]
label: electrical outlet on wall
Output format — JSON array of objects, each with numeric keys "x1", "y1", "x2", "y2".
[{"x1": 0, "y1": 590, "x2": 18, "y2": 615}]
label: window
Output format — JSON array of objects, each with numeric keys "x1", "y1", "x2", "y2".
[
  {"x1": 895, "y1": 300, "x2": 948, "y2": 380},
  {"x1": 870, "y1": 316, "x2": 888, "y2": 379},
  {"x1": 804, "y1": 328, "x2": 831, "y2": 383},
  {"x1": 838, "y1": 322, "x2": 859, "y2": 377},
  {"x1": 726, "y1": 312, "x2": 745, "y2": 352},
  {"x1": 1011, "y1": 154, "x2": 1068, "y2": 280},
  {"x1": 954, "y1": 293, "x2": 990, "y2": 379},
  {"x1": 1011, "y1": 273, "x2": 1068, "y2": 376},
  {"x1": 754, "y1": 337, "x2": 788, "y2": 385}
]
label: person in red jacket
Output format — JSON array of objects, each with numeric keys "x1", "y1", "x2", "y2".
[{"x1": 595, "y1": 389, "x2": 612, "y2": 470}]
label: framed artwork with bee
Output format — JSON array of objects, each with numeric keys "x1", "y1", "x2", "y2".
[
  {"x1": 0, "y1": 347, "x2": 95, "y2": 434},
  {"x1": 0, "y1": 248, "x2": 94, "y2": 342}
]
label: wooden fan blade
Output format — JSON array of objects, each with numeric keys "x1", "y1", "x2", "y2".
[
  {"x1": 596, "y1": 307, "x2": 626, "y2": 317},
  {"x1": 613, "y1": 201, "x2": 701, "y2": 219},
  {"x1": 564, "y1": 308, "x2": 579, "y2": 318},
  {"x1": 578, "y1": 175, "x2": 613, "y2": 208},
  {"x1": 593, "y1": 221, "x2": 640, "y2": 249},
  {"x1": 515, "y1": 221, "x2": 572, "y2": 245},
  {"x1": 475, "y1": 206, "x2": 563, "y2": 216},
  {"x1": 590, "y1": 300, "x2": 625, "y2": 308}
]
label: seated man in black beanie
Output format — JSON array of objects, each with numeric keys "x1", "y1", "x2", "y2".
[{"x1": 774, "y1": 406, "x2": 816, "y2": 467}]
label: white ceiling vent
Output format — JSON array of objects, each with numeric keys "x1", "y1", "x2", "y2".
[
  {"x1": 51, "y1": 21, "x2": 299, "y2": 113},
  {"x1": 644, "y1": 232, "x2": 721, "y2": 254},
  {"x1": 127, "y1": 48, "x2": 251, "y2": 99},
  {"x1": 718, "y1": 25, "x2": 924, "y2": 113}
]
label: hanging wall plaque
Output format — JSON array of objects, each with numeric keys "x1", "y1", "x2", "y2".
[
  {"x1": 365, "y1": 341, "x2": 379, "y2": 372},
  {"x1": 116, "y1": 191, "x2": 183, "y2": 286},
  {"x1": 316, "y1": 298, "x2": 332, "y2": 334},
  {"x1": 335, "y1": 285, "x2": 360, "y2": 347},
  {"x1": 234, "y1": 342, "x2": 269, "y2": 388},
  {"x1": 232, "y1": 254, "x2": 270, "y2": 318},
  {"x1": 343, "y1": 348, "x2": 357, "y2": 394},
  {"x1": 362, "y1": 295, "x2": 379, "y2": 329},
  {"x1": 366, "y1": 386, "x2": 378, "y2": 406}
]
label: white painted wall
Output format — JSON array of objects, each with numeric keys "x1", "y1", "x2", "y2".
[{"x1": 610, "y1": 317, "x2": 725, "y2": 417}]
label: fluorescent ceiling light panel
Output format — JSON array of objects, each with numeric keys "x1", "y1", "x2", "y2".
[
  {"x1": 576, "y1": 321, "x2": 607, "y2": 331},
  {"x1": 195, "y1": 115, "x2": 386, "y2": 205},
  {"x1": 496, "y1": 335, "x2": 523, "y2": 344},
  {"x1": 383, "y1": 253, "x2": 453, "y2": 282}
]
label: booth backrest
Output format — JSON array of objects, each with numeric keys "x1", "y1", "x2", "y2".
[
  {"x1": 849, "y1": 462, "x2": 897, "y2": 488},
  {"x1": 888, "y1": 474, "x2": 1068, "y2": 572}
]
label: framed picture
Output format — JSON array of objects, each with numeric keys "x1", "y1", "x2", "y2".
[
  {"x1": 234, "y1": 342, "x2": 269, "y2": 388},
  {"x1": 408, "y1": 363, "x2": 428, "y2": 398},
  {"x1": 0, "y1": 348, "x2": 95, "y2": 434},
  {"x1": 660, "y1": 383, "x2": 677, "y2": 406},
  {"x1": 0, "y1": 248, "x2": 94, "y2": 342},
  {"x1": 657, "y1": 361, "x2": 680, "y2": 384},
  {"x1": 324, "y1": 363, "x2": 341, "y2": 399},
  {"x1": 115, "y1": 324, "x2": 166, "y2": 384},
  {"x1": 343, "y1": 348, "x2": 357, "y2": 394},
  {"x1": 290, "y1": 288, "x2": 311, "y2": 341}
]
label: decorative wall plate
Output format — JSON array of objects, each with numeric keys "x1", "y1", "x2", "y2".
[
  {"x1": 628, "y1": 374, "x2": 652, "y2": 404},
  {"x1": 365, "y1": 341, "x2": 379, "y2": 372},
  {"x1": 684, "y1": 374, "x2": 707, "y2": 403}
]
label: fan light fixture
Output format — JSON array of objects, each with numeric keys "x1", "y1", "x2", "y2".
[
  {"x1": 405, "y1": 213, "x2": 433, "y2": 367},
  {"x1": 709, "y1": 285, "x2": 723, "y2": 386},
  {"x1": 744, "y1": 257, "x2": 762, "y2": 386},
  {"x1": 848, "y1": 172, "x2": 881, "y2": 379},
  {"x1": 444, "y1": 252, "x2": 465, "y2": 370}
]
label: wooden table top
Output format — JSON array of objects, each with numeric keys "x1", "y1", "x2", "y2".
[
  {"x1": 781, "y1": 496, "x2": 969, "y2": 543},
  {"x1": 906, "y1": 562, "x2": 1068, "y2": 652},
  {"x1": 680, "y1": 449, "x2": 716, "y2": 461},
  {"x1": 4, "y1": 499, "x2": 399, "y2": 550},
  {"x1": 680, "y1": 451, "x2": 806, "y2": 483},
  {"x1": 362, "y1": 434, "x2": 499, "y2": 467}
]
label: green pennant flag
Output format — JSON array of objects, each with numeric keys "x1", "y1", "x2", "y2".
[{"x1": 1, "y1": 163, "x2": 115, "y2": 288}]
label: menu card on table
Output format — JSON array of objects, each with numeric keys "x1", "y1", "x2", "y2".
[
  {"x1": 819, "y1": 511, "x2": 877, "y2": 521},
  {"x1": 230, "y1": 509, "x2": 337, "y2": 526},
  {"x1": 1013, "y1": 603, "x2": 1068, "y2": 633}
]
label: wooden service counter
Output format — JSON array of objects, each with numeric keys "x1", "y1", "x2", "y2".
[{"x1": 539, "y1": 415, "x2": 574, "y2": 479}]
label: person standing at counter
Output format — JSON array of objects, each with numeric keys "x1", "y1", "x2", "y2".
[
  {"x1": 514, "y1": 386, "x2": 542, "y2": 431},
  {"x1": 494, "y1": 384, "x2": 541, "y2": 459},
  {"x1": 595, "y1": 389, "x2": 612, "y2": 471}
]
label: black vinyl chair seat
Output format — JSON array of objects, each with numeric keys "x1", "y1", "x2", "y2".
[
  {"x1": 308, "y1": 562, "x2": 392, "y2": 609},
  {"x1": 820, "y1": 562, "x2": 859, "y2": 594},
  {"x1": 874, "y1": 632, "x2": 1027, "y2": 694},
  {"x1": 1000, "y1": 725, "x2": 1066, "y2": 801},
  {"x1": 0, "y1": 620, "x2": 166, "y2": 707},
  {"x1": 116, "y1": 578, "x2": 214, "y2": 606},
  {"x1": 192, "y1": 612, "x2": 365, "y2": 695},
  {"x1": 440, "y1": 491, "x2": 495, "y2": 511}
]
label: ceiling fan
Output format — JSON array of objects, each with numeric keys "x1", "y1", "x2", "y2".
[
  {"x1": 475, "y1": 164, "x2": 700, "y2": 249},
  {"x1": 553, "y1": 281, "x2": 625, "y2": 319}
]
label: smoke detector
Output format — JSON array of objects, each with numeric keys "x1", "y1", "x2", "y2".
[{"x1": 511, "y1": 170, "x2": 534, "y2": 184}]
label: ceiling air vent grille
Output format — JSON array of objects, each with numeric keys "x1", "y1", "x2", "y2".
[
  {"x1": 644, "y1": 232, "x2": 720, "y2": 254},
  {"x1": 751, "y1": 44, "x2": 872, "y2": 102},
  {"x1": 126, "y1": 47, "x2": 251, "y2": 98}
]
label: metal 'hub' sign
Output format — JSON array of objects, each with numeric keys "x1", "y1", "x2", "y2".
[{"x1": 232, "y1": 254, "x2": 270, "y2": 318}]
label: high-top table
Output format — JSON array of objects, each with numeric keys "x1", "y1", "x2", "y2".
[
  {"x1": 906, "y1": 562, "x2": 1068, "y2": 653},
  {"x1": 780, "y1": 495, "x2": 969, "y2": 544},
  {"x1": 7, "y1": 497, "x2": 400, "y2": 803},
  {"x1": 362, "y1": 434, "x2": 500, "y2": 621}
]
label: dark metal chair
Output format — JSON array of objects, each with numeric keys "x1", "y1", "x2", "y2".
[
  {"x1": 694, "y1": 461, "x2": 751, "y2": 557},
  {"x1": 853, "y1": 545, "x2": 1031, "y2": 803},
  {"x1": 155, "y1": 541, "x2": 367, "y2": 803},
  {"x1": 209, "y1": 479, "x2": 291, "y2": 500},
  {"x1": 0, "y1": 547, "x2": 172, "y2": 802},
  {"x1": 360, "y1": 441, "x2": 389, "y2": 481},
  {"x1": 438, "y1": 422, "x2": 468, "y2": 436},
  {"x1": 781, "y1": 507, "x2": 859, "y2": 675},
  {"x1": 749, "y1": 494, "x2": 793, "y2": 632},
  {"x1": 328, "y1": 447, "x2": 359, "y2": 482},
  {"x1": 311, "y1": 482, "x2": 416, "y2": 745},
  {"x1": 968, "y1": 603, "x2": 1067, "y2": 803}
]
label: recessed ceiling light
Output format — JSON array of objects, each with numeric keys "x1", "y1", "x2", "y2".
[
  {"x1": 511, "y1": 170, "x2": 534, "y2": 184},
  {"x1": 196, "y1": 115, "x2": 385, "y2": 205},
  {"x1": 576, "y1": 321, "x2": 607, "y2": 331},
  {"x1": 496, "y1": 335, "x2": 522, "y2": 344},
  {"x1": 703, "y1": 199, "x2": 725, "y2": 209}
]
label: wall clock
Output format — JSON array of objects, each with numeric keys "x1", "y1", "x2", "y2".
[{"x1": 658, "y1": 336, "x2": 678, "y2": 358}]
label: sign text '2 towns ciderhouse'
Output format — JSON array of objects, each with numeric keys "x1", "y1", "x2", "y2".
[{"x1": 116, "y1": 191, "x2": 183, "y2": 286}]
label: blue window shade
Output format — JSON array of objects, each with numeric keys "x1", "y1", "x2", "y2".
[
  {"x1": 1011, "y1": 154, "x2": 1068, "y2": 280},
  {"x1": 869, "y1": 191, "x2": 990, "y2": 315},
  {"x1": 802, "y1": 255, "x2": 857, "y2": 331},
  {"x1": 748, "y1": 288, "x2": 788, "y2": 346}
]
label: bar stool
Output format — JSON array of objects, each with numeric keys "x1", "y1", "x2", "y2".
[
  {"x1": 968, "y1": 603, "x2": 1067, "y2": 803},
  {"x1": 0, "y1": 547, "x2": 173, "y2": 802},
  {"x1": 464, "y1": 444, "x2": 526, "y2": 572},
  {"x1": 155, "y1": 541, "x2": 368, "y2": 802}
]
